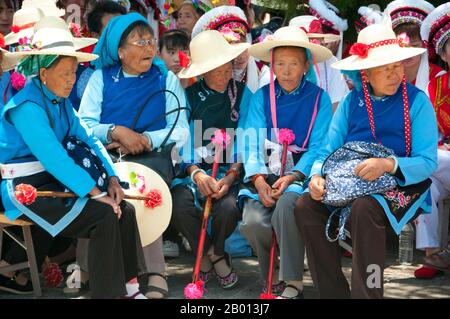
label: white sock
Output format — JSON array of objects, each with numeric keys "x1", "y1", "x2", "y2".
[{"x1": 125, "y1": 283, "x2": 147, "y2": 299}]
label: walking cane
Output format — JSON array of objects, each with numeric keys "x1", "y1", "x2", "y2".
[
  {"x1": 184, "y1": 130, "x2": 230, "y2": 299},
  {"x1": 260, "y1": 129, "x2": 295, "y2": 299}
]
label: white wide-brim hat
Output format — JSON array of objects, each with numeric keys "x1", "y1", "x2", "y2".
[
  {"x1": 21, "y1": 0, "x2": 65, "y2": 17},
  {"x1": 178, "y1": 29, "x2": 250, "y2": 79},
  {"x1": 114, "y1": 161, "x2": 172, "y2": 247},
  {"x1": 332, "y1": 22, "x2": 426, "y2": 71},
  {"x1": 289, "y1": 15, "x2": 340, "y2": 43},
  {"x1": 4, "y1": 7, "x2": 44, "y2": 45},
  {"x1": 249, "y1": 26, "x2": 332, "y2": 63},
  {"x1": 9, "y1": 16, "x2": 98, "y2": 63}
]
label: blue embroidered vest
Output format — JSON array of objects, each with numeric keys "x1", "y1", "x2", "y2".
[
  {"x1": 100, "y1": 64, "x2": 167, "y2": 133},
  {"x1": 262, "y1": 79, "x2": 323, "y2": 147},
  {"x1": 0, "y1": 80, "x2": 70, "y2": 164},
  {"x1": 345, "y1": 83, "x2": 420, "y2": 157}
]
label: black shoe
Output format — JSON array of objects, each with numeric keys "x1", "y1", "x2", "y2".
[{"x1": 0, "y1": 274, "x2": 34, "y2": 295}]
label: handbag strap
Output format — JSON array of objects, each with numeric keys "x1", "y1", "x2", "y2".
[
  {"x1": 130, "y1": 88, "x2": 188, "y2": 150},
  {"x1": 361, "y1": 71, "x2": 411, "y2": 156}
]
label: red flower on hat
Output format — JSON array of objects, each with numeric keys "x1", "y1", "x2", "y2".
[
  {"x1": 179, "y1": 50, "x2": 190, "y2": 68},
  {"x1": 10, "y1": 25, "x2": 21, "y2": 33},
  {"x1": 309, "y1": 20, "x2": 323, "y2": 34},
  {"x1": 0, "y1": 33, "x2": 4, "y2": 49},
  {"x1": 163, "y1": 2, "x2": 170, "y2": 10},
  {"x1": 349, "y1": 43, "x2": 369, "y2": 58}
]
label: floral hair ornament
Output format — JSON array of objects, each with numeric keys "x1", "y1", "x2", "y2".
[
  {"x1": 178, "y1": 50, "x2": 191, "y2": 68},
  {"x1": 219, "y1": 27, "x2": 240, "y2": 42},
  {"x1": 397, "y1": 32, "x2": 411, "y2": 47}
]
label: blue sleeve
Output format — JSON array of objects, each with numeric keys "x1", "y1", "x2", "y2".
[
  {"x1": 396, "y1": 92, "x2": 438, "y2": 186},
  {"x1": 235, "y1": 87, "x2": 253, "y2": 163},
  {"x1": 65, "y1": 104, "x2": 117, "y2": 178},
  {"x1": 78, "y1": 69, "x2": 112, "y2": 144},
  {"x1": 243, "y1": 89, "x2": 269, "y2": 180},
  {"x1": 143, "y1": 71, "x2": 190, "y2": 149},
  {"x1": 309, "y1": 92, "x2": 351, "y2": 177},
  {"x1": 8, "y1": 102, "x2": 96, "y2": 197},
  {"x1": 292, "y1": 91, "x2": 333, "y2": 176}
]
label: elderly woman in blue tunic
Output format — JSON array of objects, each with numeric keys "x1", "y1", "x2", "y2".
[
  {"x1": 0, "y1": 17, "x2": 145, "y2": 299},
  {"x1": 238, "y1": 26, "x2": 333, "y2": 299},
  {"x1": 294, "y1": 21, "x2": 438, "y2": 299},
  {"x1": 171, "y1": 30, "x2": 252, "y2": 290},
  {"x1": 78, "y1": 13, "x2": 189, "y2": 299}
]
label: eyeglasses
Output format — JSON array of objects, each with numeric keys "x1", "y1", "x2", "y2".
[{"x1": 129, "y1": 39, "x2": 156, "y2": 48}]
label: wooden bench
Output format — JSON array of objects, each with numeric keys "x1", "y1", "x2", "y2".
[{"x1": 0, "y1": 212, "x2": 41, "y2": 297}]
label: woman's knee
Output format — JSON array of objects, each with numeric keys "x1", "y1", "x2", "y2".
[{"x1": 351, "y1": 196, "x2": 384, "y2": 225}]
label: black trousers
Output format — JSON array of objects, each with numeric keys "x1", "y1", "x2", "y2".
[
  {"x1": 4, "y1": 200, "x2": 140, "y2": 299},
  {"x1": 294, "y1": 194, "x2": 389, "y2": 299},
  {"x1": 171, "y1": 183, "x2": 242, "y2": 256}
]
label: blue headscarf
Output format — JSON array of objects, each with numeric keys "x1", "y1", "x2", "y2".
[{"x1": 92, "y1": 12, "x2": 148, "y2": 70}]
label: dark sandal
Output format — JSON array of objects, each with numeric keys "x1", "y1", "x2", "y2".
[
  {"x1": 146, "y1": 273, "x2": 169, "y2": 299},
  {"x1": 276, "y1": 284, "x2": 304, "y2": 299},
  {"x1": 212, "y1": 253, "x2": 238, "y2": 289},
  {"x1": 0, "y1": 273, "x2": 33, "y2": 295},
  {"x1": 261, "y1": 280, "x2": 285, "y2": 295},
  {"x1": 198, "y1": 266, "x2": 214, "y2": 284}
]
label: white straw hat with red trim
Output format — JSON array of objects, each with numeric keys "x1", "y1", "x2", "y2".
[
  {"x1": 289, "y1": 15, "x2": 340, "y2": 43},
  {"x1": 332, "y1": 17, "x2": 425, "y2": 71},
  {"x1": 4, "y1": 7, "x2": 44, "y2": 45}
]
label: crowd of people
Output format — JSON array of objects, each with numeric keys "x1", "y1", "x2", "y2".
[{"x1": 0, "y1": 0, "x2": 449, "y2": 299}]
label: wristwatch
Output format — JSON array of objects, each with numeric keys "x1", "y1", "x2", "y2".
[{"x1": 106, "y1": 124, "x2": 116, "y2": 144}]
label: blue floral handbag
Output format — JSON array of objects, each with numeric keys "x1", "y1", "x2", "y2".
[{"x1": 321, "y1": 141, "x2": 398, "y2": 207}]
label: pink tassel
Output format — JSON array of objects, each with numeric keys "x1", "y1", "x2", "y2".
[
  {"x1": 278, "y1": 128, "x2": 295, "y2": 145},
  {"x1": 184, "y1": 281, "x2": 205, "y2": 299}
]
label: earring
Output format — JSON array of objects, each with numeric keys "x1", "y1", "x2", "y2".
[{"x1": 43, "y1": 81, "x2": 46, "y2": 85}]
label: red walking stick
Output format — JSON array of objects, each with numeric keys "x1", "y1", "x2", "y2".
[
  {"x1": 261, "y1": 129, "x2": 295, "y2": 299},
  {"x1": 184, "y1": 130, "x2": 230, "y2": 299}
]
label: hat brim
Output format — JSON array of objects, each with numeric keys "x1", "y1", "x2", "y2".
[
  {"x1": 332, "y1": 46, "x2": 426, "y2": 70},
  {"x1": 8, "y1": 48, "x2": 98, "y2": 63},
  {"x1": 1, "y1": 49, "x2": 21, "y2": 71},
  {"x1": 178, "y1": 42, "x2": 250, "y2": 79},
  {"x1": 5, "y1": 28, "x2": 35, "y2": 46},
  {"x1": 249, "y1": 39, "x2": 332, "y2": 63},
  {"x1": 114, "y1": 162, "x2": 172, "y2": 247}
]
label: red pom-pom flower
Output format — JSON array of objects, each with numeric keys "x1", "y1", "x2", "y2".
[
  {"x1": 43, "y1": 262, "x2": 64, "y2": 288},
  {"x1": 308, "y1": 20, "x2": 323, "y2": 34},
  {"x1": 0, "y1": 33, "x2": 5, "y2": 49},
  {"x1": 144, "y1": 189, "x2": 163, "y2": 208},
  {"x1": 349, "y1": 42, "x2": 369, "y2": 58},
  {"x1": 14, "y1": 184, "x2": 37, "y2": 205},
  {"x1": 211, "y1": 129, "x2": 231, "y2": 147},
  {"x1": 184, "y1": 281, "x2": 205, "y2": 299}
]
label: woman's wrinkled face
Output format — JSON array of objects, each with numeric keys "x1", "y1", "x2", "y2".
[
  {"x1": 118, "y1": 28, "x2": 156, "y2": 75},
  {"x1": 203, "y1": 62, "x2": 233, "y2": 92},
  {"x1": 273, "y1": 47, "x2": 309, "y2": 93},
  {"x1": 365, "y1": 61, "x2": 404, "y2": 97},
  {"x1": 41, "y1": 56, "x2": 78, "y2": 98},
  {"x1": 176, "y1": 5, "x2": 198, "y2": 35}
]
